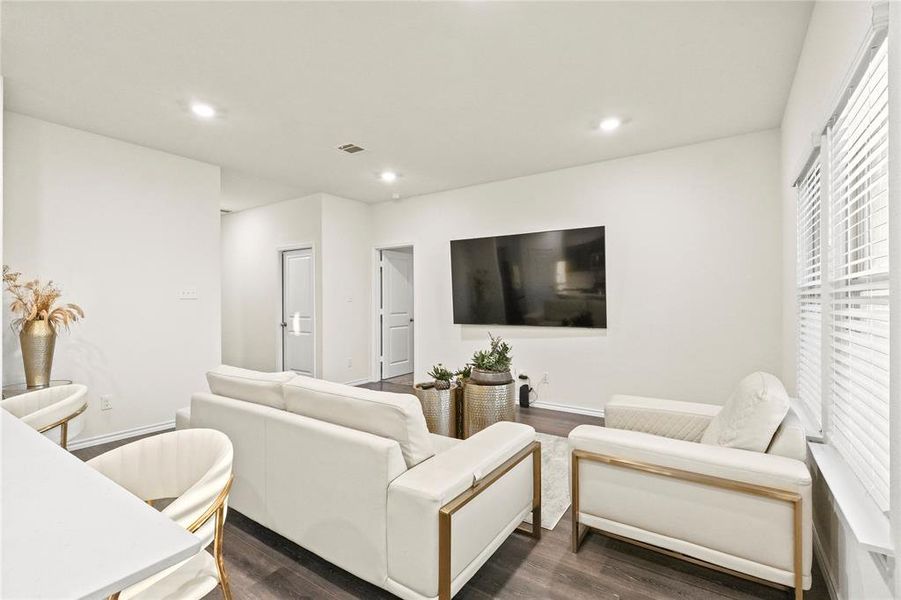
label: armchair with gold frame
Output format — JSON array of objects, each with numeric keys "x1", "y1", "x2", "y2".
[{"x1": 569, "y1": 394, "x2": 811, "y2": 599}]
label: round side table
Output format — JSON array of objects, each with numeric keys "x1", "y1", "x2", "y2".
[
  {"x1": 462, "y1": 381, "x2": 516, "y2": 438},
  {"x1": 414, "y1": 383, "x2": 458, "y2": 438}
]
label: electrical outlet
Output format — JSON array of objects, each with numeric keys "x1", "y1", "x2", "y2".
[
  {"x1": 347, "y1": 358, "x2": 353, "y2": 368},
  {"x1": 178, "y1": 287, "x2": 198, "y2": 300},
  {"x1": 100, "y1": 394, "x2": 113, "y2": 411},
  {"x1": 541, "y1": 372, "x2": 549, "y2": 385}
]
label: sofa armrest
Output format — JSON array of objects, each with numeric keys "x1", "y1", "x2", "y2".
[
  {"x1": 387, "y1": 422, "x2": 539, "y2": 599},
  {"x1": 391, "y1": 421, "x2": 536, "y2": 505},
  {"x1": 175, "y1": 406, "x2": 191, "y2": 430},
  {"x1": 605, "y1": 394, "x2": 722, "y2": 442},
  {"x1": 569, "y1": 424, "x2": 810, "y2": 493}
]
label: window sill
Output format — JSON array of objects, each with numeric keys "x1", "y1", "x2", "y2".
[
  {"x1": 789, "y1": 398, "x2": 824, "y2": 443},
  {"x1": 807, "y1": 442, "x2": 893, "y2": 556}
]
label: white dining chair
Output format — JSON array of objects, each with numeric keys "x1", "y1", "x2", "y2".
[
  {"x1": 0, "y1": 384, "x2": 88, "y2": 449},
  {"x1": 88, "y1": 429, "x2": 235, "y2": 600}
]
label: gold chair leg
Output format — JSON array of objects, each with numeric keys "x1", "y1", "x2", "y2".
[
  {"x1": 214, "y1": 505, "x2": 233, "y2": 600},
  {"x1": 793, "y1": 498, "x2": 803, "y2": 600},
  {"x1": 60, "y1": 421, "x2": 68, "y2": 450},
  {"x1": 571, "y1": 451, "x2": 584, "y2": 552},
  {"x1": 514, "y1": 443, "x2": 543, "y2": 539},
  {"x1": 438, "y1": 509, "x2": 451, "y2": 600},
  {"x1": 531, "y1": 444, "x2": 542, "y2": 540}
]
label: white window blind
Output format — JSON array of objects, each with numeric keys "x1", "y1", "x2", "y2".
[
  {"x1": 827, "y1": 37, "x2": 890, "y2": 511},
  {"x1": 797, "y1": 157, "x2": 822, "y2": 427}
]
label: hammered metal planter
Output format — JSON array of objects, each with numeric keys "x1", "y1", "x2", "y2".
[
  {"x1": 463, "y1": 381, "x2": 515, "y2": 438},
  {"x1": 20, "y1": 320, "x2": 57, "y2": 388},
  {"x1": 470, "y1": 368, "x2": 513, "y2": 386},
  {"x1": 414, "y1": 383, "x2": 457, "y2": 437}
]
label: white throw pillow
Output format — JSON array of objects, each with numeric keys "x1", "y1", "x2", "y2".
[
  {"x1": 206, "y1": 365, "x2": 295, "y2": 409},
  {"x1": 700, "y1": 372, "x2": 790, "y2": 453}
]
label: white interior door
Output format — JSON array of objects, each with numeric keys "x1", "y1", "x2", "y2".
[
  {"x1": 282, "y1": 248, "x2": 315, "y2": 376},
  {"x1": 381, "y1": 248, "x2": 414, "y2": 379}
]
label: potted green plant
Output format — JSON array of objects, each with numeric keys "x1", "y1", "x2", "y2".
[
  {"x1": 469, "y1": 333, "x2": 513, "y2": 385},
  {"x1": 427, "y1": 363, "x2": 454, "y2": 390},
  {"x1": 454, "y1": 365, "x2": 471, "y2": 384}
]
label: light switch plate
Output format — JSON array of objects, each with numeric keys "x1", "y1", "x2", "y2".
[{"x1": 178, "y1": 288, "x2": 199, "y2": 300}]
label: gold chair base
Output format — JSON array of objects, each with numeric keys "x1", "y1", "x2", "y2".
[
  {"x1": 570, "y1": 449, "x2": 804, "y2": 600},
  {"x1": 108, "y1": 476, "x2": 235, "y2": 600}
]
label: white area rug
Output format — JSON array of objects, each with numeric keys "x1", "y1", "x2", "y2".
[{"x1": 523, "y1": 432, "x2": 571, "y2": 530}]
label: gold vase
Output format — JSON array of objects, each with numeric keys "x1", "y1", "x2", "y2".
[{"x1": 20, "y1": 320, "x2": 57, "y2": 388}]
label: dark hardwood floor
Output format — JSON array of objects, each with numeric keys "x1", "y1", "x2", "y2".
[{"x1": 74, "y1": 383, "x2": 828, "y2": 600}]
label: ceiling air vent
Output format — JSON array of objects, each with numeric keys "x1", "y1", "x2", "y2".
[{"x1": 337, "y1": 143, "x2": 365, "y2": 154}]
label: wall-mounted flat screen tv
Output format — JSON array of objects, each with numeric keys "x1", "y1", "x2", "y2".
[{"x1": 450, "y1": 226, "x2": 606, "y2": 328}]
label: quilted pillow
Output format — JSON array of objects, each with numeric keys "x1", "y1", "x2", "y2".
[{"x1": 700, "y1": 372, "x2": 789, "y2": 452}]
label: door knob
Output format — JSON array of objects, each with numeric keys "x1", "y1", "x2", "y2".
[{"x1": 280, "y1": 322, "x2": 287, "y2": 327}]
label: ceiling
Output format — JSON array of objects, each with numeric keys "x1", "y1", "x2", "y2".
[{"x1": 2, "y1": 1, "x2": 812, "y2": 208}]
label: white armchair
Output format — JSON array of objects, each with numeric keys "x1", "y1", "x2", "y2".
[
  {"x1": 88, "y1": 428, "x2": 235, "y2": 600},
  {"x1": 0, "y1": 384, "x2": 88, "y2": 449},
  {"x1": 570, "y1": 389, "x2": 811, "y2": 599}
]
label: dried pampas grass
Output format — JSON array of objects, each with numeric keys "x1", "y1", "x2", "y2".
[{"x1": 3, "y1": 265, "x2": 84, "y2": 333}]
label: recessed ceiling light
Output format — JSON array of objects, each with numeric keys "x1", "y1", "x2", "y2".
[
  {"x1": 599, "y1": 117, "x2": 622, "y2": 132},
  {"x1": 191, "y1": 102, "x2": 217, "y2": 119},
  {"x1": 380, "y1": 171, "x2": 398, "y2": 183}
]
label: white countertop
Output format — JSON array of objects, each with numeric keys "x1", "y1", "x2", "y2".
[{"x1": 1, "y1": 411, "x2": 202, "y2": 599}]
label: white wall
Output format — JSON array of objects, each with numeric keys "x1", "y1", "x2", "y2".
[
  {"x1": 371, "y1": 129, "x2": 782, "y2": 412},
  {"x1": 3, "y1": 112, "x2": 221, "y2": 441},
  {"x1": 220, "y1": 193, "x2": 322, "y2": 372},
  {"x1": 320, "y1": 193, "x2": 372, "y2": 383},
  {"x1": 780, "y1": 3, "x2": 894, "y2": 599},
  {"x1": 220, "y1": 192, "x2": 373, "y2": 384}
]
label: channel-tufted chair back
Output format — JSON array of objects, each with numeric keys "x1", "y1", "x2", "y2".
[
  {"x1": 88, "y1": 429, "x2": 233, "y2": 546},
  {"x1": 0, "y1": 384, "x2": 88, "y2": 448}
]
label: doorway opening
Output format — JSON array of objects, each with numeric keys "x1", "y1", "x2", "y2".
[
  {"x1": 281, "y1": 247, "x2": 316, "y2": 377},
  {"x1": 377, "y1": 246, "x2": 414, "y2": 384}
]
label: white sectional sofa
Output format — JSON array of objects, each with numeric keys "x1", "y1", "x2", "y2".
[{"x1": 177, "y1": 366, "x2": 540, "y2": 600}]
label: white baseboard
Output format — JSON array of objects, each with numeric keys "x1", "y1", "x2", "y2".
[
  {"x1": 68, "y1": 419, "x2": 176, "y2": 451},
  {"x1": 813, "y1": 523, "x2": 840, "y2": 600},
  {"x1": 344, "y1": 378, "x2": 373, "y2": 386},
  {"x1": 528, "y1": 401, "x2": 604, "y2": 419}
]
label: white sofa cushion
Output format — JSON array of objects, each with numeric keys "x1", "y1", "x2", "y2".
[
  {"x1": 283, "y1": 375, "x2": 434, "y2": 468},
  {"x1": 206, "y1": 365, "x2": 295, "y2": 410},
  {"x1": 701, "y1": 372, "x2": 790, "y2": 453}
]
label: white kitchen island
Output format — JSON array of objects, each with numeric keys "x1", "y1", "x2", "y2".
[{"x1": 0, "y1": 410, "x2": 201, "y2": 599}]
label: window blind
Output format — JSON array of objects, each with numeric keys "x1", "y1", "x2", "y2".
[
  {"x1": 797, "y1": 157, "x2": 822, "y2": 427},
  {"x1": 827, "y1": 37, "x2": 890, "y2": 512}
]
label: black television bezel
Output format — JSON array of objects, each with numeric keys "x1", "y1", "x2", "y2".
[{"x1": 449, "y1": 225, "x2": 607, "y2": 329}]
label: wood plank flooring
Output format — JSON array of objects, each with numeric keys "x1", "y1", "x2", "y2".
[{"x1": 74, "y1": 385, "x2": 828, "y2": 600}]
